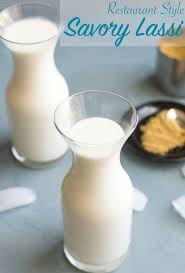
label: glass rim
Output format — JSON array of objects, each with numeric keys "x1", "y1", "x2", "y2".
[
  {"x1": 0, "y1": 2, "x2": 62, "y2": 45},
  {"x1": 54, "y1": 90, "x2": 138, "y2": 147}
]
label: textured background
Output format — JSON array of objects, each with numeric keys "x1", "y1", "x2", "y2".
[{"x1": 0, "y1": 1, "x2": 185, "y2": 273}]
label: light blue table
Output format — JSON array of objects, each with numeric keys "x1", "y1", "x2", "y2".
[{"x1": 0, "y1": 43, "x2": 185, "y2": 273}]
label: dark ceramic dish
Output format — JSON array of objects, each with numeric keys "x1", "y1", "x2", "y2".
[{"x1": 129, "y1": 101, "x2": 185, "y2": 162}]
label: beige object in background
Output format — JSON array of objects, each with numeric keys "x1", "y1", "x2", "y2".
[
  {"x1": 159, "y1": 30, "x2": 185, "y2": 60},
  {"x1": 141, "y1": 110, "x2": 185, "y2": 155}
]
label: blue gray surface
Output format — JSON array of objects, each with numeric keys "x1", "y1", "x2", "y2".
[{"x1": 0, "y1": 42, "x2": 185, "y2": 273}]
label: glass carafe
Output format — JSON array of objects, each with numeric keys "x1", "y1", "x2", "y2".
[
  {"x1": 0, "y1": 3, "x2": 69, "y2": 168},
  {"x1": 54, "y1": 91, "x2": 138, "y2": 272}
]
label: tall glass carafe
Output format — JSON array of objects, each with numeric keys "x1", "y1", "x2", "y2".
[
  {"x1": 0, "y1": 3, "x2": 69, "y2": 168},
  {"x1": 54, "y1": 91, "x2": 138, "y2": 272}
]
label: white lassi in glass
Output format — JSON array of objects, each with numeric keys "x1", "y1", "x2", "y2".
[
  {"x1": 62, "y1": 117, "x2": 133, "y2": 270},
  {"x1": 2, "y1": 18, "x2": 69, "y2": 165}
]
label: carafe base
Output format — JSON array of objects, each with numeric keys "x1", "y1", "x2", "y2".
[
  {"x1": 11, "y1": 146, "x2": 68, "y2": 169},
  {"x1": 64, "y1": 246, "x2": 127, "y2": 273}
]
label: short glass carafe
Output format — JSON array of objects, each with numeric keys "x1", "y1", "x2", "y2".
[
  {"x1": 54, "y1": 90, "x2": 138, "y2": 272},
  {"x1": 0, "y1": 3, "x2": 69, "y2": 168}
]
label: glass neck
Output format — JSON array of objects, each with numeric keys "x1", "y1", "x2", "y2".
[
  {"x1": 9, "y1": 38, "x2": 57, "y2": 74},
  {"x1": 15, "y1": 48, "x2": 54, "y2": 64},
  {"x1": 72, "y1": 146, "x2": 122, "y2": 171}
]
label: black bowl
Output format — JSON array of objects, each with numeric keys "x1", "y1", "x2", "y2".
[{"x1": 129, "y1": 101, "x2": 185, "y2": 162}]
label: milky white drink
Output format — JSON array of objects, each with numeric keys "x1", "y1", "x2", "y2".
[
  {"x1": 62, "y1": 117, "x2": 133, "y2": 271},
  {"x1": 2, "y1": 18, "x2": 69, "y2": 164}
]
